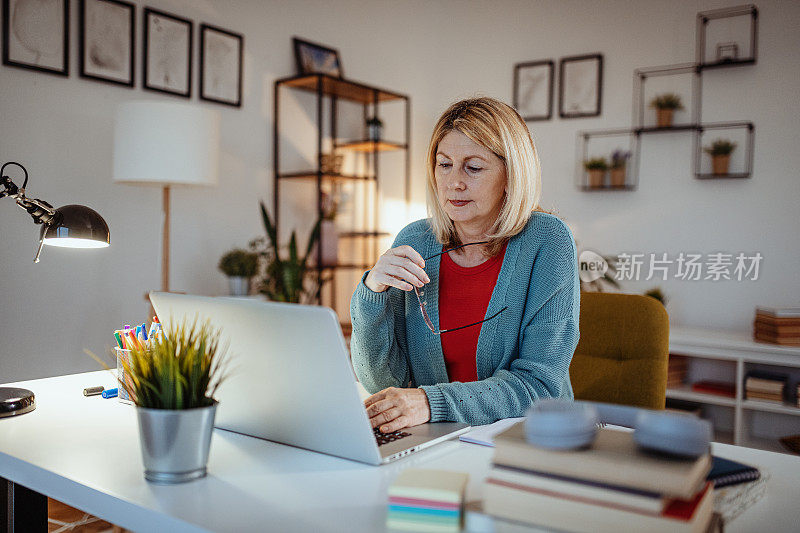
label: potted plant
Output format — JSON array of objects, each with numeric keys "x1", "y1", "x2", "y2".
[
  {"x1": 609, "y1": 150, "x2": 631, "y2": 187},
  {"x1": 583, "y1": 157, "x2": 608, "y2": 188},
  {"x1": 649, "y1": 93, "x2": 684, "y2": 128},
  {"x1": 366, "y1": 116, "x2": 383, "y2": 142},
  {"x1": 218, "y1": 248, "x2": 258, "y2": 296},
  {"x1": 703, "y1": 138, "x2": 737, "y2": 175},
  {"x1": 250, "y1": 202, "x2": 327, "y2": 303},
  {"x1": 118, "y1": 320, "x2": 230, "y2": 484}
]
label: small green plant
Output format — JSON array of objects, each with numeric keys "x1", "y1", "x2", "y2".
[
  {"x1": 703, "y1": 138, "x2": 737, "y2": 156},
  {"x1": 250, "y1": 202, "x2": 326, "y2": 303},
  {"x1": 87, "y1": 320, "x2": 231, "y2": 410},
  {"x1": 218, "y1": 249, "x2": 258, "y2": 278},
  {"x1": 644, "y1": 287, "x2": 667, "y2": 306},
  {"x1": 649, "y1": 93, "x2": 684, "y2": 110},
  {"x1": 583, "y1": 157, "x2": 608, "y2": 171}
]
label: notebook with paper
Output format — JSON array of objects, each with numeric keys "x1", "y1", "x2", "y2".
[{"x1": 149, "y1": 292, "x2": 470, "y2": 465}]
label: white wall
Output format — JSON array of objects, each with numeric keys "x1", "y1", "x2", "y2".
[{"x1": 1, "y1": 0, "x2": 799, "y2": 382}]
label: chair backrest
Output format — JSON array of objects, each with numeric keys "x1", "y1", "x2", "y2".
[{"x1": 569, "y1": 292, "x2": 669, "y2": 410}]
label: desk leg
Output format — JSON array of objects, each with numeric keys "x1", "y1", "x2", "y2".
[{"x1": 0, "y1": 477, "x2": 47, "y2": 532}]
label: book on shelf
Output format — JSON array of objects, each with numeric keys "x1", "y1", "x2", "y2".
[
  {"x1": 753, "y1": 332, "x2": 800, "y2": 346},
  {"x1": 755, "y1": 306, "x2": 800, "y2": 318},
  {"x1": 483, "y1": 479, "x2": 713, "y2": 533},
  {"x1": 745, "y1": 376, "x2": 786, "y2": 393},
  {"x1": 753, "y1": 321, "x2": 800, "y2": 335},
  {"x1": 690, "y1": 380, "x2": 735, "y2": 398},
  {"x1": 744, "y1": 391, "x2": 784, "y2": 403},
  {"x1": 754, "y1": 314, "x2": 800, "y2": 327},
  {"x1": 493, "y1": 424, "x2": 711, "y2": 499}
]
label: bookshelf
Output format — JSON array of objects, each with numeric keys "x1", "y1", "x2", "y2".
[{"x1": 668, "y1": 326, "x2": 800, "y2": 454}]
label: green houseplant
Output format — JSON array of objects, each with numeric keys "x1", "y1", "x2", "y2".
[
  {"x1": 703, "y1": 138, "x2": 737, "y2": 175},
  {"x1": 218, "y1": 248, "x2": 259, "y2": 296},
  {"x1": 251, "y1": 202, "x2": 325, "y2": 303},
  {"x1": 649, "y1": 93, "x2": 684, "y2": 127},
  {"x1": 583, "y1": 157, "x2": 608, "y2": 188},
  {"x1": 114, "y1": 320, "x2": 230, "y2": 483}
]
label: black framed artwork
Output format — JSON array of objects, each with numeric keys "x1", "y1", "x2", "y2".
[
  {"x1": 143, "y1": 7, "x2": 192, "y2": 97},
  {"x1": 2, "y1": 0, "x2": 69, "y2": 76},
  {"x1": 513, "y1": 60, "x2": 554, "y2": 121},
  {"x1": 79, "y1": 0, "x2": 134, "y2": 87},
  {"x1": 292, "y1": 37, "x2": 342, "y2": 77},
  {"x1": 559, "y1": 53, "x2": 603, "y2": 119},
  {"x1": 200, "y1": 23, "x2": 243, "y2": 107}
]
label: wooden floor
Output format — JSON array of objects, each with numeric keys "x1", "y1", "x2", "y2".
[{"x1": 48, "y1": 498, "x2": 124, "y2": 533}]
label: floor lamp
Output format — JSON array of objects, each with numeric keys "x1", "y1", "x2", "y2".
[{"x1": 113, "y1": 102, "x2": 219, "y2": 295}]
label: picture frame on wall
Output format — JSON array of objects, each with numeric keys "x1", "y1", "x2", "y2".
[
  {"x1": 79, "y1": 0, "x2": 134, "y2": 87},
  {"x1": 143, "y1": 7, "x2": 192, "y2": 97},
  {"x1": 513, "y1": 60, "x2": 554, "y2": 121},
  {"x1": 200, "y1": 23, "x2": 243, "y2": 107},
  {"x1": 292, "y1": 37, "x2": 342, "y2": 78},
  {"x1": 559, "y1": 53, "x2": 603, "y2": 119},
  {"x1": 2, "y1": 0, "x2": 69, "y2": 76}
]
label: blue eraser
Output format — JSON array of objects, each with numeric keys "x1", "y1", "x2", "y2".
[{"x1": 101, "y1": 388, "x2": 118, "y2": 399}]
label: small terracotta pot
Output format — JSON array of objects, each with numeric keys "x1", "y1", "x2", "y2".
[
  {"x1": 587, "y1": 169, "x2": 605, "y2": 188},
  {"x1": 610, "y1": 167, "x2": 626, "y2": 187},
  {"x1": 656, "y1": 108, "x2": 674, "y2": 128},
  {"x1": 711, "y1": 154, "x2": 730, "y2": 175}
]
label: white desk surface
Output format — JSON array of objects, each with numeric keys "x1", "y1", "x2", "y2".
[{"x1": 1, "y1": 371, "x2": 799, "y2": 532}]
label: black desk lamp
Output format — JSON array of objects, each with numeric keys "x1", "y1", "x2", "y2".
[{"x1": 0, "y1": 161, "x2": 110, "y2": 418}]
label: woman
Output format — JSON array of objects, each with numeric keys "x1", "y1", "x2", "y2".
[{"x1": 350, "y1": 97, "x2": 579, "y2": 433}]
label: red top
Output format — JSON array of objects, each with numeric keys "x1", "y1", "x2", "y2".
[{"x1": 438, "y1": 243, "x2": 507, "y2": 382}]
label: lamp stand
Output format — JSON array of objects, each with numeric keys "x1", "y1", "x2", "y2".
[{"x1": 162, "y1": 185, "x2": 171, "y2": 292}]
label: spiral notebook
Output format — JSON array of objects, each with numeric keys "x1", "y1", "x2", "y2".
[{"x1": 707, "y1": 456, "x2": 760, "y2": 488}]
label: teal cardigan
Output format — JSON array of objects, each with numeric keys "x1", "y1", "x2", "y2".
[{"x1": 350, "y1": 212, "x2": 580, "y2": 425}]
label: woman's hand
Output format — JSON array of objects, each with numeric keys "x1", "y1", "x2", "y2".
[
  {"x1": 365, "y1": 387, "x2": 431, "y2": 433},
  {"x1": 364, "y1": 245, "x2": 430, "y2": 293}
]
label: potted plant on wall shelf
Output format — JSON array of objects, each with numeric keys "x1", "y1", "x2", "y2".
[
  {"x1": 250, "y1": 202, "x2": 326, "y2": 304},
  {"x1": 119, "y1": 320, "x2": 230, "y2": 484},
  {"x1": 366, "y1": 116, "x2": 383, "y2": 142},
  {"x1": 218, "y1": 248, "x2": 258, "y2": 296},
  {"x1": 703, "y1": 138, "x2": 737, "y2": 175},
  {"x1": 609, "y1": 150, "x2": 631, "y2": 187},
  {"x1": 583, "y1": 157, "x2": 608, "y2": 188},
  {"x1": 649, "y1": 93, "x2": 684, "y2": 128}
]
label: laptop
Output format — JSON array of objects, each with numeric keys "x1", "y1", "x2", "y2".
[{"x1": 149, "y1": 292, "x2": 470, "y2": 465}]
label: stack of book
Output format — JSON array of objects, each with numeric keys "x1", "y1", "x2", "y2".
[
  {"x1": 387, "y1": 468, "x2": 468, "y2": 532},
  {"x1": 744, "y1": 370, "x2": 787, "y2": 404},
  {"x1": 484, "y1": 423, "x2": 714, "y2": 533},
  {"x1": 753, "y1": 306, "x2": 800, "y2": 346},
  {"x1": 667, "y1": 354, "x2": 688, "y2": 388},
  {"x1": 691, "y1": 380, "x2": 735, "y2": 398}
]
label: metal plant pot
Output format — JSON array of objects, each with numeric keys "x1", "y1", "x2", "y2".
[
  {"x1": 228, "y1": 276, "x2": 250, "y2": 296},
  {"x1": 136, "y1": 402, "x2": 217, "y2": 484}
]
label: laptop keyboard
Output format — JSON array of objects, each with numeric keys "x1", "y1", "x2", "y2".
[{"x1": 373, "y1": 427, "x2": 412, "y2": 447}]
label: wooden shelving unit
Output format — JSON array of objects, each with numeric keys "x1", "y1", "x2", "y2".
[
  {"x1": 273, "y1": 73, "x2": 410, "y2": 323},
  {"x1": 668, "y1": 326, "x2": 800, "y2": 454}
]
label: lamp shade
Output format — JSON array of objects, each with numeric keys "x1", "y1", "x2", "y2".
[
  {"x1": 113, "y1": 102, "x2": 220, "y2": 186},
  {"x1": 40, "y1": 204, "x2": 110, "y2": 248}
]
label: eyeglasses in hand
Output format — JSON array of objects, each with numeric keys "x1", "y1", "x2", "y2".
[{"x1": 413, "y1": 241, "x2": 508, "y2": 335}]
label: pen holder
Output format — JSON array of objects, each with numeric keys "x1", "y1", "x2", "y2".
[{"x1": 115, "y1": 347, "x2": 134, "y2": 404}]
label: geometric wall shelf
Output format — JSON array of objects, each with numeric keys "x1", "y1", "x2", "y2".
[{"x1": 694, "y1": 121, "x2": 755, "y2": 179}]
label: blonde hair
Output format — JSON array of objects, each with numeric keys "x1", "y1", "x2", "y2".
[{"x1": 425, "y1": 97, "x2": 545, "y2": 256}]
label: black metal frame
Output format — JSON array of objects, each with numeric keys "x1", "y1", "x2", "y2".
[
  {"x1": 576, "y1": 128, "x2": 639, "y2": 191},
  {"x1": 694, "y1": 121, "x2": 755, "y2": 179},
  {"x1": 513, "y1": 60, "x2": 554, "y2": 122},
  {"x1": 559, "y1": 53, "x2": 602, "y2": 119},
  {"x1": 633, "y1": 62, "x2": 699, "y2": 131},
  {"x1": 2, "y1": 0, "x2": 69, "y2": 77},
  {"x1": 79, "y1": 0, "x2": 135, "y2": 88},
  {"x1": 273, "y1": 74, "x2": 410, "y2": 310},
  {"x1": 292, "y1": 36, "x2": 343, "y2": 78},
  {"x1": 199, "y1": 23, "x2": 243, "y2": 107},
  {"x1": 142, "y1": 7, "x2": 192, "y2": 98},
  {"x1": 696, "y1": 4, "x2": 758, "y2": 70}
]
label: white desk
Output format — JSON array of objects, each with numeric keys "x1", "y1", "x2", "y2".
[{"x1": 1, "y1": 371, "x2": 799, "y2": 532}]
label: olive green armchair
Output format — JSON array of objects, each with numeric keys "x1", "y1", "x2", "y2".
[{"x1": 569, "y1": 292, "x2": 669, "y2": 410}]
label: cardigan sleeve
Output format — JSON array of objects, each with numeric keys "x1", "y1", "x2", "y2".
[
  {"x1": 419, "y1": 221, "x2": 580, "y2": 425},
  {"x1": 349, "y1": 230, "x2": 415, "y2": 393}
]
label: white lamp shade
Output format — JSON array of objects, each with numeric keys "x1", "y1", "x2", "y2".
[{"x1": 113, "y1": 102, "x2": 220, "y2": 186}]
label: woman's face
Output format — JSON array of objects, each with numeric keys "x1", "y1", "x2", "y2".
[{"x1": 435, "y1": 130, "x2": 506, "y2": 232}]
